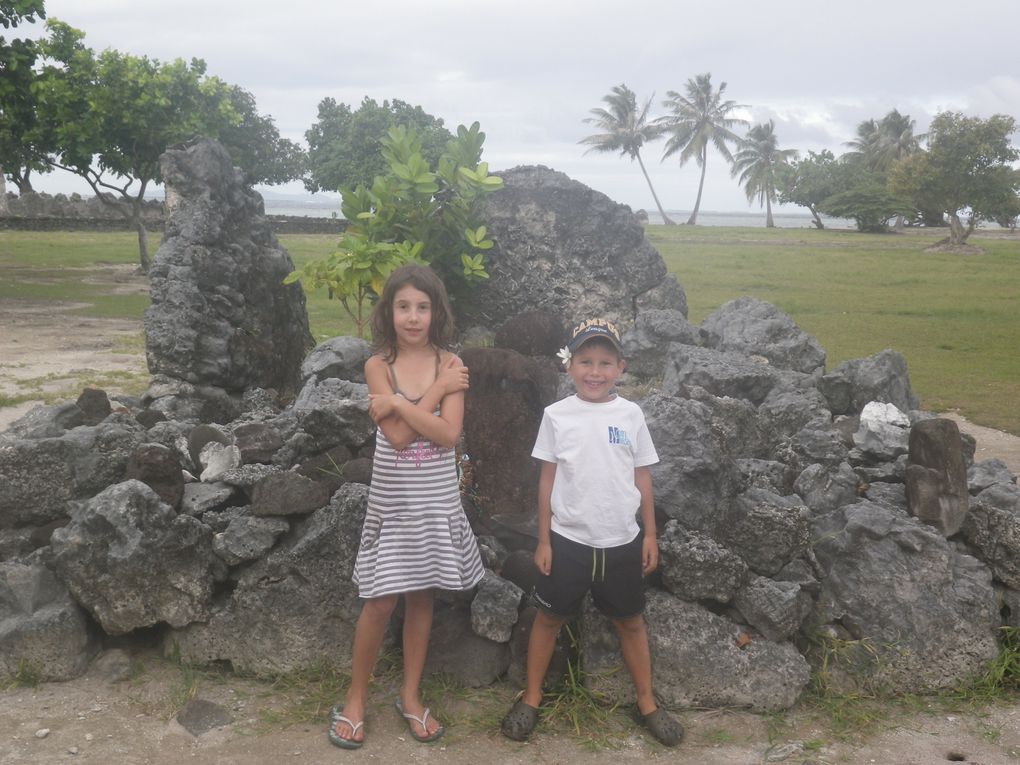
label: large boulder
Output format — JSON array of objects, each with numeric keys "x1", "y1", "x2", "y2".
[
  {"x1": 464, "y1": 165, "x2": 686, "y2": 329},
  {"x1": 662, "y1": 344, "x2": 781, "y2": 405},
  {"x1": 960, "y1": 484, "x2": 1020, "y2": 589},
  {"x1": 50, "y1": 480, "x2": 217, "y2": 635},
  {"x1": 700, "y1": 297, "x2": 825, "y2": 374},
  {"x1": 145, "y1": 137, "x2": 313, "y2": 394},
  {"x1": 819, "y1": 349, "x2": 919, "y2": 416},
  {"x1": 812, "y1": 501, "x2": 1000, "y2": 693},
  {"x1": 300, "y1": 336, "x2": 372, "y2": 386},
  {"x1": 621, "y1": 309, "x2": 704, "y2": 378},
  {"x1": 904, "y1": 418, "x2": 969, "y2": 536}
]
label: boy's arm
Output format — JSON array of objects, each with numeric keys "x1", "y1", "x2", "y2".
[
  {"x1": 534, "y1": 460, "x2": 557, "y2": 575},
  {"x1": 635, "y1": 466, "x2": 658, "y2": 575}
]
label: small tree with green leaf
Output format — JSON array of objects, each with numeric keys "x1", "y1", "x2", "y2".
[{"x1": 287, "y1": 121, "x2": 503, "y2": 337}]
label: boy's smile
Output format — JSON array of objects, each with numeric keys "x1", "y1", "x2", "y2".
[{"x1": 567, "y1": 343, "x2": 625, "y2": 403}]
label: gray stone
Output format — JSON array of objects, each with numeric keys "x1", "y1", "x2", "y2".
[
  {"x1": 658, "y1": 521, "x2": 748, "y2": 603},
  {"x1": 187, "y1": 423, "x2": 231, "y2": 468},
  {"x1": 0, "y1": 558, "x2": 96, "y2": 681},
  {"x1": 50, "y1": 480, "x2": 216, "y2": 634},
  {"x1": 812, "y1": 501, "x2": 999, "y2": 692},
  {"x1": 700, "y1": 297, "x2": 826, "y2": 374},
  {"x1": 464, "y1": 165, "x2": 682, "y2": 329},
  {"x1": 582, "y1": 590, "x2": 810, "y2": 711},
  {"x1": 145, "y1": 138, "x2": 312, "y2": 394},
  {"x1": 470, "y1": 570, "x2": 523, "y2": 643},
  {"x1": 200, "y1": 505, "x2": 250, "y2": 533},
  {"x1": 213, "y1": 516, "x2": 290, "y2": 566},
  {"x1": 425, "y1": 606, "x2": 510, "y2": 687},
  {"x1": 124, "y1": 443, "x2": 184, "y2": 509},
  {"x1": 251, "y1": 471, "x2": 331, "y2": 517},
  {"x1": 722, "y1": 489, "x2": 811, "y2": 576},
  {"x1": 793, "y1": 462, "x2": 859, "y2": 514},
  {"x1": 1002, "y1": 587, "x2": 1020, "y2": 629},
  {"x1": 819, "y1": 349, "x2": 919, "y2": 416},
  {"x1": 787, "y1": 423, "x2": 850, "y2": 468},
  {"x1": 218, "y1": 463, "x2": 282, "y2": 492},
  {"x1": 232, "y1": 422, "x2": 284, "y2": 465},
  {"x1": 862, "y1": 481, "x2": 908, "y2": 511},
  {"x1": 758, "y1": 387, "x2": 832, "y2": 444},
  {"x1": 142, "y1": 376, "x2": 242, "y2": 425},
  {"x1": 853, "y1": 455, "x2": 909, "y2": 484},
  {"x1": 735, "y1": 459, "x2": 795, "y2": 495},
  {"x1": 292, "y1": 378, "x2": 374, "y2": 451},
  {"x1": 694, "y1": 391, "x2": 769, "y2": 460},
  {"x1": 621, "y1": 309, "x2": 704, "y2": 378},
  {"x1": 166, "y1": 484, "x2": 368, "y2": 674},
  {"x1": 663, "y1": 344, "x2": 780, "y2": 405},
  {"x1": 199, "y1": 442, "x2": 242, "y2": 482},
  {"x1": 852, "y1": 402, "x2": 910, "y2": 461},
  {"x1": 968, "y1": 458, "x2": 1016, "y2": 495},
  {"x1": 960, "y1": 484, "x2": 1020, "y2": 589},
  {"x1": 76, "y1": 388, "x2": 112, "y2": 425},
  {"x1": 88, "y1": 648, "x2": 134, "y2": 683},
  {"x1": 904, "y1": 418, "x2": 969, "y2": 536},
  {"x1": 180, "y1": 481, "x2": 237, "y2": 516},
  {"x1": 3, "y1": 401, "x2": 85, "y2": 440},
  {"x1": 732, "y1": 576, "x2": 812, "y2": 642},
  {"x1": 300, "y1": 336, "x2": 372, "y2": 386},
  {"x1": 176, "y1": 698, "x2": 233, "y2": 736}
]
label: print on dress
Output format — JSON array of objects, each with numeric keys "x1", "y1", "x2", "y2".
[{"x1": 396, "y1": 437, "x2": 442, "y2": 468}]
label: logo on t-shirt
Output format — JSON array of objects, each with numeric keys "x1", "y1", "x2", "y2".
[{"x1": 607, "y1": 426, "x2": 632, "y2": 446}]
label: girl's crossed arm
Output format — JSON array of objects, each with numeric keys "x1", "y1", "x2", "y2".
[{"x1": 365, "y1": 354, "x2": 468, "y2": 450}]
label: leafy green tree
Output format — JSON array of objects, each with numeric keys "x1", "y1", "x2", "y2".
[
  {"x1": 847, "y1": 110, "x2": 924, "y2": 229},
  {"x1": 888, "y1": 112, "x2": 1019, "y2": 245},
  {"x1": 657, "y1": 73, "x2": 747, "y2": 225},
  {"x1": 580, "y1": 83, "x2": 674, "y2": 224},
  {"x1": 304, "y1": 96, "x2": 452, "y2": 193},
  {"x1": 819, "y1": 155, "x2": 910, "y2": 233},
  {"x1": 287, "y1": 123, "x2": 502, "y2": 336},
  {"x1": 776, "y1": 149, "x2": 839, "y2": 229},
  {"x1": 217, "y1": 85, "x2": 306, "y2": 186},
  {"x1": 0, "y1": 0, "x2": 48, "y2": 199},
  {"x1": 730, "y1": 120, "x2": 797, "y2": 228}
]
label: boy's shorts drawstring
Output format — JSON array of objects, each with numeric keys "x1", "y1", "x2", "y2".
[{"x1": 590, "y1": 547, "x2": 607, "y2": 582}]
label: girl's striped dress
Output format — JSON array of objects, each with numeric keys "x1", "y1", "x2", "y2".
[{"x1": 353, "y1": 399, "x2": 484, "y2": 598}]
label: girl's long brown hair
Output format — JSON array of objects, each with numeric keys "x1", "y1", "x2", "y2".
[{"x1": 370, "y1": 264, "x2": 455, "y2": 361}]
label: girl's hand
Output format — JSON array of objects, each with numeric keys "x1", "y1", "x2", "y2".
[
  {"x1": 533, "y1": 541, "x2": 552, "y2": 576},
  {"x1": 434, "y1": 355, "x2": 469, "y2": 395},
  {"x1": 367, "y1": 393, "x2": 401, "y2": 423}
]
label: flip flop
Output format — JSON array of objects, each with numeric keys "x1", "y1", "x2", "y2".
[
  {"x1": 328, "y1": 705, "x2": 364, "y2": 749},
  {"x1": 394, "y1": 699, "x2": 444, "y2": 743},
  {"x1": 500, "y1": 699, "x2": 539, "y2": 741}
]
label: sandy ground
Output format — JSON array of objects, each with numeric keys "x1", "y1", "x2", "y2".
[{"x1": 3, "y1": 270, "x2": 1020, "y2": 764}]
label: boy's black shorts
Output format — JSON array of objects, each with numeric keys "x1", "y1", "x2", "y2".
[{"x1": 533, "y1": 530, "x2": 645, "y2": 620}]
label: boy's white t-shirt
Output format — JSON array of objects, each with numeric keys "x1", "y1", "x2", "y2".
[{"x1": 531, "y1": 394, "x2": 659, "y2": 548}]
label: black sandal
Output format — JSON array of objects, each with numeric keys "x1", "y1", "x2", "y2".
[
  {"x1": 637, "y1": 705, "x2": 683, "y2": 747},
  {"x1": 500, "y1": 699, "x2": 539, "y2": 741}
]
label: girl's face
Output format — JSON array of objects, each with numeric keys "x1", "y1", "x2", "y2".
[
  {"x1": 567, "y1": 342, "x2": 624, "y2": 403},
  {"x1": 392, "y1": 284, "x2": 432, "y2": 348}
]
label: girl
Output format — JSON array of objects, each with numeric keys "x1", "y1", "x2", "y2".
[{"x1": 329, "y1": 263, "x2": 484, "y2": 749}]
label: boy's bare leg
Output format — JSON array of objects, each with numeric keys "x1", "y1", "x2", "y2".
[
  {"x1": 399, "y1": 588, "x2": 441, "y2": 737},
  {"x1": 612, "y1": 614, "x2": 657, "y2": 715},
  {"x1": 337, "y1": 594, "x2": 399, "y2": 741},
  {"x1": 523, "y1": 609, "x2": 566, "y2": 707}
]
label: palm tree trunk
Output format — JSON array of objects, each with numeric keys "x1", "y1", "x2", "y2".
[
  {"x1": 0, "y1": 169, "x2": 8, "y2": 215},
  {"x1": 765, "y1": 194, "x2": 774, "y2": 228},
  {"x1": 635, "y1": 152, "x2": 674, "y2": 225},
  {"x1": 687, "y1": 145, "x2": 707, "y2": 225}
]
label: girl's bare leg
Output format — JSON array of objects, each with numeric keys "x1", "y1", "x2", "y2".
[
  {"x1": 334, "y1": 594, "x2": 398, "y2": 743},
  {"x1": 399, "y1": 588, "x2": 441, "y2": 737}
]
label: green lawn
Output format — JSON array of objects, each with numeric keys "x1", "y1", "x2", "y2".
[{"x1": 2, "y1": 226, "x2": 1018, "y2": 433}]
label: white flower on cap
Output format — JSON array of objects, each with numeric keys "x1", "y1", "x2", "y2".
[{"x1": 556, "y1": 346, "x2": 572, "y2": 369}]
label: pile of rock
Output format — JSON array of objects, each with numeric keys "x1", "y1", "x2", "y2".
[{"x1": 3, "y1": 191, "x2": 164, "y2": 220}]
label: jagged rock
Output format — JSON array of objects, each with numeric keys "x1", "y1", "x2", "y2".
[
  {"x1": 853, "y1": 454, "x2": 909, "y2": 484},
  {"x1": 581, "y1": 590, "x2": 810, "y2": 711},
  {"x1": 758, "y1": 387, "x2": 832, "y2": 445},
  {"x1": 300, "y1": 337, "x2": 372, "y2": 386},
  {"x1": 694, "y1": 390, "x2": 769, "y2": 460},
  {"x1": 732, "y1": 575, "x2": 812, "y2": 642},
  {"x1": 1003, "y1": 587, "x2": 1020, "y2": 629},
  {"x1": 663, "y1": 344, "x2": 780, "y2": 405},
  {"x1": 166, "y1": 484, "x2": 367, "y2": 674},
  {"x1": 904, "y1": 418, "x2": 969, "y2": 536},
  {"x1": 0, "y1": 557, "x2": 97, "y2": 681},
  {"x1": 293, "y1": 445, "x2": 353, "y2": 494},
  {"x1": 199, "y1": 442, "x2": 242, "y2": 482},
  {"x1": 201, "y1": 505, "x2": 250, "y2": 533},
  {"x1": 722, "y1": 489, "x2": 811, "y2": 577},
  {"x1": 75, "y1": 388, "x2": 112, "y2": 425},
  {"x1": 0, "y1": 415, "x2": 147, "y2": 529},
  {"x1": 493, "y1": 311, "x2": 565, "y2": 357},
  {"x1": 819, "y1": 349, "x2": 919, "y2": 416},
  {"x1": 180, "y1": 482, "x2": 237, "y2": 516},
  {"x1": 853, "y1": 402, "x2": 910, "y2": 461},
  {"x1": 793, "y1": 462, "x2": 859, "y2": 514},
  {"x1": 251, "y1": 471, "x2": 331, "y2": 517},
  {"x1": 232, "y1": 422, "x2": 284, "y2": 464},
  {"x1": 187, "y1": 423, "x2": 232, "y2": 468},
  {"x1": 218, "y1": 463, "x2": 282, "y2": 492},
  {"x1": 658, "y1": 522, "x2": 747, "y2": 603},
  {"x1": 142, "y1": 376, "x2": 242, "y2": 425},
  {"x1": 960, "y1": 484, "x2": 1020, "y2": 589},
  {"x1": 787, "y1": 422, "x2": 850, "y2": 468},
  {"x1": 145, "y1": 138, "x2": 312, "y2": 393},
  {"x1": 470, "y1": 570, "x2": 523, "y2": 643},
  {"x1": 700, "y1": 297, "x2": 825, "y2": 374},
  {"x1": 735, "y1": 458, "x2": 795, "y2": 495},
  {"x1": 466, "y1": 165, "x2": 685, "y2": 328},
  {"x1": 862, "y1": 481, "x2": 908, "y2": 511},
  {"x1": 812, "y1": 501, "x2": 999, "y2": 692},
  {"x1": 621, "y1": 309, "x2": 704, "y2": 378},
  {"x1": 124, "y1": 443, "x2": 184, "y2": 509},
  {"x1": 2, "y1": 402, "x2": 85, "y2": 439},
  {"x1": 50, "y1": 480, "x2": 216, "y2": 634},
  {"x1": 425, "y1": 605, "x2": 509, "y2": 687},
  {"x1": 968, "y1": 458, "x2": 1016, "y2": 495},
  {"x1": 213, "y1": 516, "x2": 290, "y2": 566},
  {"x1": 641, "y1": 393, "x2": 737, "y2": 533},
  {"x1": 292, "y1": 378, "x2": 374, "y2": 451}
]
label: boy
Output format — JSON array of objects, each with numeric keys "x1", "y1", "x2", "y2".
[{"x1": 500, "y1": 318, "x2": 683, "y2": 747}]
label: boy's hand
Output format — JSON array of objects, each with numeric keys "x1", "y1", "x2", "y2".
[
  {"x1": 367, "y1": 393, "x2": 401, "y2": 423},
  {"x1": 534, "y1": 541, "x2": 552, "y2": 576},
  {"x1": 641, "y1": 536, "x2": 658, "y2": 575},
  {"x1": 435, "y1": 356, "x2": 470, "y2": 395}
]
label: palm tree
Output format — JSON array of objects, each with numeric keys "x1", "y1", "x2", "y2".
[
  {"x1": 580, "y1": 84, "x2": 675, "y2": 225},
  {"x1": 731, "y1": 120, "x2": 798, "y2": 228},
  {"x1": 657, "y1": 73, "x2": 747, "y2": 225},
  {"x1": 847, "y1": 110, "x2": 924, "y2": 229}
]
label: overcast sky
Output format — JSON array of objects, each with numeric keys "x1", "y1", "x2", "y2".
[{"x1": 20, "y1": 0, "x2": 1020, "y2": 215}]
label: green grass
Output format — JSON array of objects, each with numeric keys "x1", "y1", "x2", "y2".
[{"x1": 2, "y1": 226, "x2": 1019, "y2": 432}]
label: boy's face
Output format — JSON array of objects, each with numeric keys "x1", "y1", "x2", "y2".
[{"x1": 568, "y1": 342, "x2": 625, "y2": 403}]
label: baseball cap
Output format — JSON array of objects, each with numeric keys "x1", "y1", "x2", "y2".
[{"x1": 567, "y1": 318, "x2": 622, "y2": 353}]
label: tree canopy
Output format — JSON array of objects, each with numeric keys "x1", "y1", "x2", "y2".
[
  {"x1": 776, "y1": 150, "x2": 839, "y2": 230},
  {"x1": 730, "y1": 120, "x2": 797, "y2": 228},
  {"x1": 0, "y1": 0, "x2": 49, "y2": 195},
  {"x1": 304, "y1": 96, "x2": 452, "y2": 194}
]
